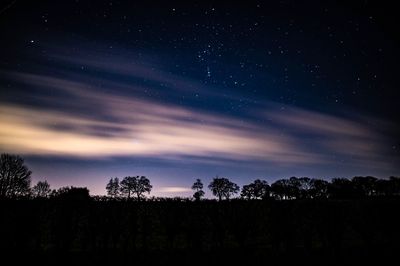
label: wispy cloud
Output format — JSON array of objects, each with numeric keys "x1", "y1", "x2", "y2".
[
  {"x1": 0, "y1": 75, "x2": 309, "y2": 163},
  {"x1": 0, "y1": 48, "x2": 397, "y2": 173},
  {"x1": 157, "y1": 187, "x2": 192, "y2": 193}
]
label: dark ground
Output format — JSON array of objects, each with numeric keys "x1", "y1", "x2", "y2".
[{"x1": 1, "y1": 199, "x2": 399, "y2": 265}]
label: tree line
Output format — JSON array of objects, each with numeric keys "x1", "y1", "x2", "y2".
[
  {"x1": 189, "y1": 176, "x2": 400, "y2": 201},
  {"x1": 1, "y1": 153, "x2": 399, "y2": 200}
]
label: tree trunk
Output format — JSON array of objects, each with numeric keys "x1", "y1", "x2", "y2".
[{"x1": 137, "y1": 192, "x2": 141, "y2": 201}]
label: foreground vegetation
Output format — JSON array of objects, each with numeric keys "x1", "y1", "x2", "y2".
[{"x1": 1, "y1": 153, "x2": 399, "y2": 264}]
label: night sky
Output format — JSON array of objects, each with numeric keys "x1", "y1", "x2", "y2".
[{"x1": 0, "y1": 1, "x2": 399, "y2": 197}]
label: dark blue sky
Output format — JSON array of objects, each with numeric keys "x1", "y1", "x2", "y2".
[{"x1": 0, "y1": 1, "x2": 399, "y2": 196}]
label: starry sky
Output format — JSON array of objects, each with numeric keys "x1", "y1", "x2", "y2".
[{"x1": 0, "y1": 1, "x2": 399, "y2": 197}]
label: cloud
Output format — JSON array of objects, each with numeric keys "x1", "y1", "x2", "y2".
[
  {"x1": 157, "y1": 187, "x2": 191, "y2": 193},
  {"x1": 0, "y1": 48, "x2": 397, "y2": 174},
  {"x1": 262, "y1": 104, "x2": 395, "y2": 168},
  {"x1": 0, "y1": 82, "x2": 311, "y2": 163}
]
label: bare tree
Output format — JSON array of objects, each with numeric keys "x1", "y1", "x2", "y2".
[
  {"x1": 192, "y1": 178, "x2": 205, "y2": 201},
  {"x1": 32, "y1": 180, "x2": 51, "y2": 198},
  {"x1": 0, "y1": 153, "x2": 31, "y2": 198},
  {"x1": 120, "y1": 176, "x2": 152, "y2": 200},
  {"x1": 106, "y1": 177, "x2": 120, "y2": 198},
  {"x1": 208, "y1": 176, "x2": 239, "y2": 201}
]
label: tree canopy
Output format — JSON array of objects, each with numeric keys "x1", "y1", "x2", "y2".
[
  {"x1": 0, "y1": 153, "x2": 31, "y2": 198},
  {"x1": 120, "y1": 176, "x2": 152, "y2": 200},
  {"x1": 106, "y1": 177, "x2": 120, "y2": 198},
  {"x1": 208, "y1": 177, "x2": 239, "y2": 201},
  {"x1": 241, "y1": 179, "x2": 270, "y2": 199},
  {"x1": 192, "y1": 178, "x2": 205, "y2": 201},
  {"x1": 32, "y1": 180, "x2": 51, "y2": 198}
]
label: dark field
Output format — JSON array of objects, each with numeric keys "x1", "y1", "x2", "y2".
[{"x1": 1, "y1": 199, "x2": 399, "y2": 265}]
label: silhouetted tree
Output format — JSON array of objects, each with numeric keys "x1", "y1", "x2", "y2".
[
  {"x1": 375, "y1": 178, "x2": 390, "y2": 196},
  {"x1": 271, "y1": 179, "x2": 292, "y2": 199},
  {"x1": 51, "y1": 186, "x2": 90, "y2": 200},
  {"x1": 241, "y1": 184, "x2": 253, "y2": 199},
  {"x1": 374, "y1": 177, "x2": 400, "y2": 197},
  {"x1": 106, "y1": 177, "x2": 120, "y2": 198},
  {"x1": 272, "y1": 177, "x2": 331, "y2": 199},
  {"x1": 32, "y1": 180, "x2": 51, "y2": 198},
  {"x1": 208, "y1": 176, "x2": 239, "y2": 201},
  {"x1": 352, "y1": 176, "x2": 378, "y2": 197},
  {"x1": 272, "y1": 177, "x2": 306, "y2": 199},
  {"x1": 297, "y1": 177, "x2": 312, "y2": 198},
  {"x1": 389, "y1": 176, "x2": 400, "y2": 196},
  {"x1": 288, "y1": 176, "x2": 301, "y2": 198},
  {"x1": 0, "y1": 153, "x2": 31, "y2": 198},
  {"x1": 309, "y1": 178, "x2": 329, "y2": 198},
  {"x1": 328, "y1": 178, "x2": 357, "y2": 199},
  {"x1": 191, "y1": 179, "x2": 205, "y2": 201},
  {"x1": 241, "y1": 179, "x2": 270, "y2": 199},
  {"x1": 120, "y1": 176, "x2": 152, "y2": 200}
]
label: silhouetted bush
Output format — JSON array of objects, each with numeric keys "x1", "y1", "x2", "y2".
[{"x1": 50, "y1": 186, "x2": 90, "y2": 201}]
